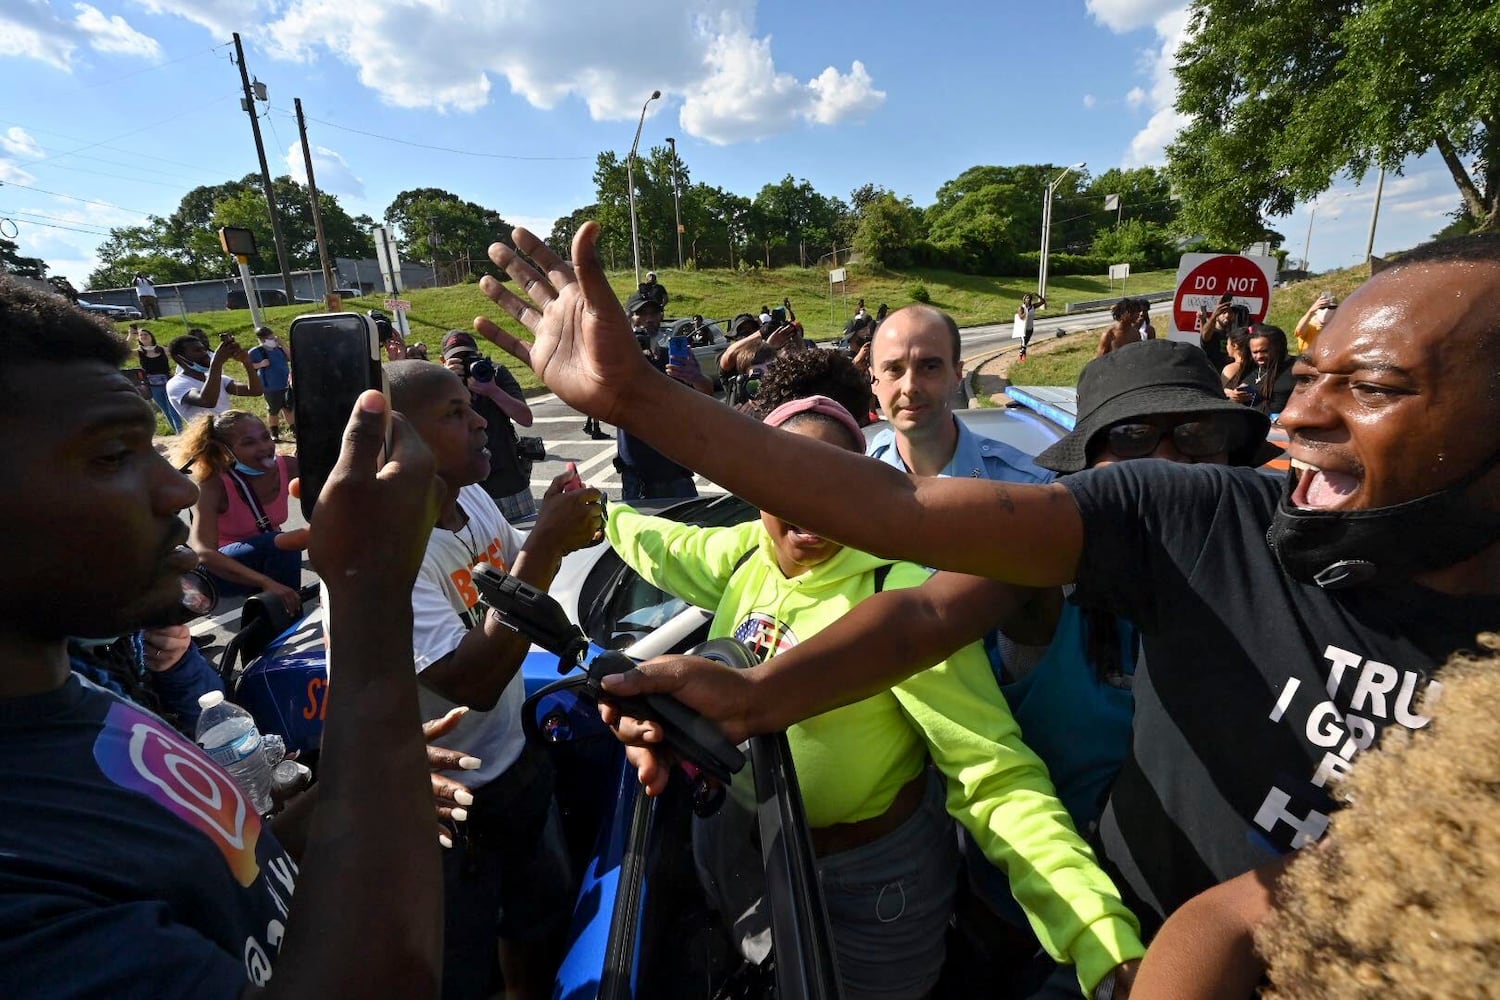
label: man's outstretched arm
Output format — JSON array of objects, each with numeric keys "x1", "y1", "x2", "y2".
[{"x1": 473, "y1": 223, "x2": 1085, "y2": 586}]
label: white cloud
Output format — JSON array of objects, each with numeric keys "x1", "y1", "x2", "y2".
[
  {"x1": 143, "y1": 0, "x2": 882, "y2": 144},
  {"x1": 1088, "y1": 3, "x2": 1192, "y2": 166},
  {"x1": 0, "y1": 160, "x2": 38, "y2": 185},
  {"x1": 0, "y1": 126, "x2": 43, "y2": 158},
  {"x1": 1082, "y1": 94, "x2": 1097, "y2": 110},
  {"x1": 72, "y1": 3, "x2": 161, "y2": 58},
  {"x1": 0, "y1": 0, "x2": 160, "y2": 70},
  {"x1": 1085, "y1": 0, "x2": 1186, "y2": 33},
  {"x1": 284, "y1": 141, "x2": 365, "y2": 199}
]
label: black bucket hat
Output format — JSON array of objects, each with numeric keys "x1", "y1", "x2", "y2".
[{"x1": 1034, "y1": 339, "x2": 1282, "y2": 474}]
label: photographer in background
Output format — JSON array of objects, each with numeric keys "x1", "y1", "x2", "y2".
[
  {"x1": 616, "y1": 293, "x2": 712, "y2": 500},
  {"x1": 442, "y1": 331, "x2": 538, "y2": 523},
  {"x1": 1197, "y1": 293, "x2": 1240, "y2": 369}
]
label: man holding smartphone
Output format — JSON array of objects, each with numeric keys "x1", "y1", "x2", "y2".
[
  {"x1": 0, "y1": 277, "x2": 443, "y2": 995},
  {"x1": 166, "y1": 332, "x2": 263, "y2": 428},
  {"x1": 382, "y1": 359, "x2": 604, "y2": 1000},
  {"x1": 616, "y1": 293, "x2": 712, "y2": 500}
]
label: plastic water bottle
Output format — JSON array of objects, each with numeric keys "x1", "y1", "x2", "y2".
[{"x1": 196, "y1": 691, "x2": 274, "y2": 815}]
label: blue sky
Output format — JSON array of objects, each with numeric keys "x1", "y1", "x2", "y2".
[{"x1": 0, "y1": 0, "x2": 1461, "y2": 288}]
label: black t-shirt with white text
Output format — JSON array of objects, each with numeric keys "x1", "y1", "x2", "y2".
[
  {"x1": 1064, "y1": 460, "x2": 1500, "y2": 931},
  {"x1": 0, "y1": 675, "x2": 297, "y2": 996}
]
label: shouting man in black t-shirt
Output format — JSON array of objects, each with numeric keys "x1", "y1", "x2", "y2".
[{"x1": 472, "y1": 225, "x2": 1500, "y2": 993}]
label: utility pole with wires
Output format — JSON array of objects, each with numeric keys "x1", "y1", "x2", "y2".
[
  {"x1": 294, "y1": 98, "x2": 338, "y2": 309},
  {"x1": 232, "y1": 32, "x2": 295, "y2": 302}
]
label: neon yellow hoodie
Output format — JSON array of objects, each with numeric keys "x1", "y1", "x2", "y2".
[{"x1": 607, "y1": 505, "x2": 1144, "y2": 992}]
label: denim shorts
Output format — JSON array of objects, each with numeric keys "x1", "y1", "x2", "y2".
[
  {"x1": 818, "y1": 769, "x2": 960, "y2": 999},
  {"x1": 440, "y1": 745, "x2": 575, "y2": 1000}
]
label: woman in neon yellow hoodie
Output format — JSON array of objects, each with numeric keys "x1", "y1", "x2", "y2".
[{"x1": 606, "y1": 394, "x2": 1143, "y2": 999}]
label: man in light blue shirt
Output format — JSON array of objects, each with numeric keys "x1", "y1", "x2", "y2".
[{"x1": 865, "y1": 304, "x2": 1052, "y2": 486}]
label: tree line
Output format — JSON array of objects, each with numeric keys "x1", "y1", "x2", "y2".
[{"x1": 548, "y1": 153, "x2": 1187, "y2": 277}]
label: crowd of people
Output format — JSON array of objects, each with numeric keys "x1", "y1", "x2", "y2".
[{"x1": 0, "y1": 219, "x2": 1496, "y2": 999}]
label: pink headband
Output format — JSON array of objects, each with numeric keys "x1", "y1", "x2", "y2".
[{"x1": 762, "y1": 394, "x2": 865, "y2": 450}]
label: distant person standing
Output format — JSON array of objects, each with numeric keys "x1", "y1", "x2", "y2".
[
  {"x1": 1015, "y1": 293, "x2": 1042, "y2": 360},
  {"x1": 248, "y1": 326, "x2": 294, "y2": 441},
  {"x1": 132, "y1": 272, "x2": 160, "y2": 320},
  {"x1": 134, "y1": 328, "x2": 182, "y2": 434},
  {"x1": 1292, "y1": 291, "x2": 1336, "y2": 353},
  {"x1": 637, "y1": 270, "x2": 668, "y2": 309}
]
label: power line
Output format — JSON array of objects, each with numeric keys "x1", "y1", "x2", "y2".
[
  {"x1": 28, "y1": 93, "x2": 240, "y2": 168},
  {"x1": 1, "y1": 208, "x2": 114, "y2": 233},
  {"x1": 0, "y1": 43, "x2": 229, "y2": 108},
  {"x1": 274, "y1": 107, "x2": 592, "y2": 161},
  {"x1": 0, "y1": 116, "x2": 231, "y2": 175},
  {"x1": 4, "y1": 215, "x2": 116, "y2": 237},
  {"x1": 0, "y1": 180, "x2": 154, "y2": 217},
  {"x1": 21, "y1": 160, "x2": 206, "y2": 191}
]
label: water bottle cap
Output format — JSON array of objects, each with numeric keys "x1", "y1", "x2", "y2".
[{"x1": 198, "y1": 690, "x2": 225, "y2": 710}]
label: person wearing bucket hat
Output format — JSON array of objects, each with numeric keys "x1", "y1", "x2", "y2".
[
  {"x1": 1034, "y1": 339, "x2": 1281, "y2": 474},
  {"x1": 616, "y1": 339, "x2": 1283, "y2": 994}
]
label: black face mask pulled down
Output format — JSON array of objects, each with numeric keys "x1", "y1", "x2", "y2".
[{"x1": 1267, "y1": 451, "x2": 1500, "y2": 590}]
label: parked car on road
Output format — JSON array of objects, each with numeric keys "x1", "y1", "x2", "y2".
[
  {"x1": 662, "y1": 317, "x2": 731, "y2": 381},
  {"x1": 78, "y1": 299, "x2": 142, "y2": 320}
]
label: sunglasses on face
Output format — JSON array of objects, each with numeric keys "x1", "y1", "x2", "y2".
[{"x1": 1102, "y1": 416, "x2": 1234, "y2": 460}]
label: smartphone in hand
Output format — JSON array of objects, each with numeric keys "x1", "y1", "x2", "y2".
[{"x1": 289, "y1": 312, "x2": 385, "y2": 521}]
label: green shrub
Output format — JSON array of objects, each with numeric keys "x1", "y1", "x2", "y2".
[{"x1": 909, "y1": 282, "x2": 931, "y2": 303}]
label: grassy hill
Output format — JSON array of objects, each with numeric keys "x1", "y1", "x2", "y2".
[
  {"x1": 1008, "y1": 261, "x2": 1378, "y2": 389},
  {"x1": 120, "y1": 263, "x2": 1177, "y2": 392}
]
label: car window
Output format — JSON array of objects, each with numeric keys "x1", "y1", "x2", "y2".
[{"x1": 579, "y1": 496, "x2": 756, "y2": 650}]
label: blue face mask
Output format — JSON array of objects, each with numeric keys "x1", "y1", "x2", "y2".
[
  {"x1": 182, "y1": 360, "x2": 210, "y2": 374},
  {"x1": 233, "y1": 460, "x2": 269, "y2": 477}
]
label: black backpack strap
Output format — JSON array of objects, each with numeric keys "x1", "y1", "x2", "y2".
[
  {"x1": 731, "y1": 547, "x2": 757, "y2": 576},
  {"x1": 873, "y1": 564, "x2": 893, "y2": 593},
  {"x1": 226, "y1": 466, "x2": 275, "y2": 534}
]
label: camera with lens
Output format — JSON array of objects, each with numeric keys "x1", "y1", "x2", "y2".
[{"x1": 466, "y1": 356, "x2": 496, "y2": 383}]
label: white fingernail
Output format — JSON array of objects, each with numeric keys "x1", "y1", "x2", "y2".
[
  {"x1": 450, "y1": 807, "x2": 469, "y2": 823},
  {"x1": 454, "y1": 788, "x2": 474, "y2": 806},
  {"x1": 458, "y1": 756, "x2": 482, "y2": 770},
  {"x1": 439, "y1": 834, "x2": 453, "y2": 849},
  {"x1": 446, "y1": 706, "x2": 469, "y2": 719}
]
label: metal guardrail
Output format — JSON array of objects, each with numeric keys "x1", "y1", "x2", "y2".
[{"x1": 1063, "y1": 289, "x2": 1173, "y2": 314}]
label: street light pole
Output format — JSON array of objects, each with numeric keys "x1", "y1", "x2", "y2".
[
  {"x1": 1302, "y1": 203, "x2": 1318, "y2": 273},
  {"x1": 1363, "y1": 166, "x2": 1387, "y2": 264},
  {"x1": 1038, "y1": 161, "x2": 1085, "y2": 302},
  {"x1": 667, "y1": 136, "x2": 683, "y2": 270},
  {"x1": 627, "y1": 90, "x2": 662, "y2": 286}
]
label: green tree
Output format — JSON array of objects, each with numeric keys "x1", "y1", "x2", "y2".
[
  {"x1": 852, "y1": 193, "x2": 924, "y2": 270},
  {"x1": 384, "y1": 188, "x2": 512, "y2": 269},
  {"x1": 88, "y1": 219, "x2": 195, "y2": 288},
  {"x1": 1085, "y1": 167, "x2": 1178, "y2": 229},
  {"x1": 924, "y1": 165, "x2": 1092, "y2": 272},
  {"x1": 1090, "y1": 218, "x2": 1178, "y2": 269},
  {"x1": 213, "y1": 176, "x2": 375, "y2": 271},
  {"x1": 0, "y1": 236, "x2": 49, "y2": 279},
  {"x1": 1168, "y1": 0, "x2": 1500, "y2": 243}
]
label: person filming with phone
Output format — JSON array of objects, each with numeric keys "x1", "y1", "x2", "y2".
[{"x1": 166, "y1": 332, "x2": 263, "y2": 427}]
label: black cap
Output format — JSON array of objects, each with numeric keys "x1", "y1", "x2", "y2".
[
  {"x1": 625, "y1": 292, "x2": 663, "y2": 315},
  {"x1": 1034, "y1": 340, "x2": 1281, "y2": 473}
]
